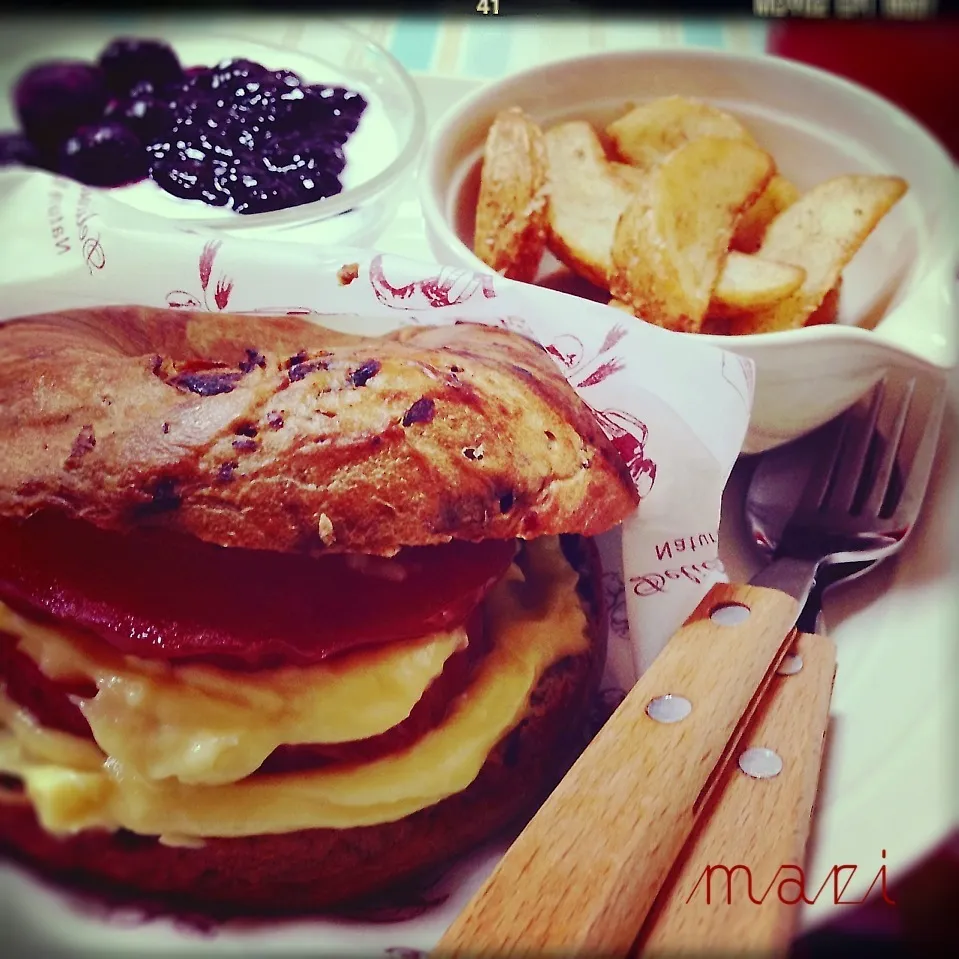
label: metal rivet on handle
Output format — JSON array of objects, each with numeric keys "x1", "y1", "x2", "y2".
[
  {"x1": 646, "y1": 694, "x2": 692, "y2": 724},
  {"x1": 778, "y1": 654, "x2": 804, "y2": 676},
  {"x1": 738, "y1": 747, "x2": 783, "y2": 780},
  {"x1": 710, "y1": 602, "x2": 751, "y2": 627}
]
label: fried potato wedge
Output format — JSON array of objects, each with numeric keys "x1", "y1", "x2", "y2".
[
  {"x1": 616, "y1": 252, "x2": 803, "y2": 322},
  {"x1": 474, "y1": 107, "x2": 550, "y2": 282},
  {"x1": 610, "y1": 162, "x2": 647, "y2": 190},
  {"x1": 608, "y1": 297, "x2": 634, "y2": 313},
  {"x1": 711, "y1": 252, "x2": 805, "y2": 312},
  {"x1": 543, "y1": 121, "x2": 640, "y2": 288},
  {"x1": 609, "y1": 136, "x2": 775, "y2": 332},
  {"x1": 721, "y1": 280, "x2": 845, "y2": 335},
  {"x1": 712, "y1": 278, "x2": 845, "y2": 335},
  {"x1": 805, "y1": 279, "x2": 842, "y2": 327},
  {"x1": 738, "y1": 175, "x2": 908, "y2": 334},
  {"x1": 606, "y1": 95, "x2": 754, "y2": 170},
  {"x1": 731, "y1": 175, "x2": 801, "y2": 254}
]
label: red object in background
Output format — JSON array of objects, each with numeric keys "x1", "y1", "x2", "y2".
[{"x1": 767, "y1": 19, "x2": 959, "y2": 161}]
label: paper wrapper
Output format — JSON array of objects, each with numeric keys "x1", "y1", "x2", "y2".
[{"x1": 0, "y1": 170, "x2": 754, "y2": 954}]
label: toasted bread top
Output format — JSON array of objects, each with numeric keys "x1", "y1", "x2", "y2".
[{"x1": 0, "y1": 306, "x2": 639, "y2": 554}]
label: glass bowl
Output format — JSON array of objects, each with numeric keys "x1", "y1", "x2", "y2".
[{"x1": 2, "y1": 19, "x2": 427, "y2": 246}]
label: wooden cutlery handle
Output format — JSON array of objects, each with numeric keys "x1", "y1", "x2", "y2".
[
  {"x1": 432, "y1": 582, "x2": 800, "y2": 959},
  {"x1": 637, "y1": 631, "x2": 837, "y2": 957}
]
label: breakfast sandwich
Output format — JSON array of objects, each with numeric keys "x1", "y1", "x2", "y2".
[{"x1": 0, "y1": 306, "x2": 638, "y2": 913}]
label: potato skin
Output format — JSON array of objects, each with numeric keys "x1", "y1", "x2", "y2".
[{"x1": 474, "y1": 107, "x2": 550, "y2": 283}]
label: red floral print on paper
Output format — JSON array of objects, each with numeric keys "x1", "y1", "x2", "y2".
[
  {"x1": 543, "y1": 322, "x2": 656, "y2": 498},
  {"x1": 545, "y1": 322, "x2": 629, "y2": 389},
  {"x1": 369, "y1": 255, "x2": 497, "y2": 310},
  {"x1": 165, "y1": 290, "x2": 203, "y2": 310},
  {"x1": 575, "y1": 358, "x2": 626, "y2": 389},
  {"x1": 165, "y1": 240, "x2": 310, "y2": 315},
  {"x1": 598, "y1": 323, "x2": 629, "y2": 355},
  {"x1": 198, "y1": 239, "x2": 220, "y2": 292},
  {"x1": 591, "y1": 408, "x2": 657, "y2": 499},
  {"x1": 546, "y1": 334, "x2": 585, "y2": 370},
  {"x1": 213, "y1": 275, "x2": 234, "y2": 310}
]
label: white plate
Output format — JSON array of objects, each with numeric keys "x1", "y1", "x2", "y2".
[{"x1": 1, "y1": 67, "x2": 955, "y2": 956}]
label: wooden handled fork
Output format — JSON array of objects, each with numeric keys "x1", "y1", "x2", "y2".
[
  {"x1": 637, "y1": 629, "x2": 836, "y2": 957},
  {"x1": 432, "y1": 581, "x2": 803, "y2": 957},
  {"x1": 432, "y1": 597, "x2": 836, "y2": 958},
  {"x1": 435, "y1": 374, "x2": 945, "y2": 957}
]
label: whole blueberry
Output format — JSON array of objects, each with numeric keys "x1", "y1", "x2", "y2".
[
  {"x1": 14, "y1": 60, "x2": 109, "y2": 152},
  {"x1": 98, "y1": 38, "x2": 184, "y2": 97},
  {"x1": 0, "y1": 131, "x2": 41, "y2": 168},
  {"x1": 104, "y1": 81, "x2": 174, "y2": 144},
  {"x1": 59, "y1": 122, "x2": 149, "y2": 186}
]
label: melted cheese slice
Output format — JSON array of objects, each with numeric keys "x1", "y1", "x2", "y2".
[
  {"x1": 0, "y1": 537, "x2": 589, "y2": 838},
  {"x1": 0, "y1": 604, "x2": 465, "y2": 786}
]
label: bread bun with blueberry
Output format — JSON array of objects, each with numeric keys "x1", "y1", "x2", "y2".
[{"x1": 0, "y1": 305, "x2": 637, "y2": 914}]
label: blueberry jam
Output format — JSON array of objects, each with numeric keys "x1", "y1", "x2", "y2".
[{"x1": 2, "y1": 38, "x2": 369, "y2": 215}]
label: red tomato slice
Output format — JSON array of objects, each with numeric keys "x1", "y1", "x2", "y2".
[{"x1": 0, "y1": 513, "x2": 516, "y2": 669}]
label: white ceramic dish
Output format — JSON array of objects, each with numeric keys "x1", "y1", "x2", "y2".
[
  {"x1": 420, "y1": 48, "x2": 959, "y2": 453},
  {"x1": 0, "y1": 19, "x2": 426, "y2": 246}
]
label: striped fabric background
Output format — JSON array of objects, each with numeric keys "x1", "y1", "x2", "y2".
[
  {"x1": 0, "y1": 15, "x2": 768, "y2": 84},
  {"x1": 309, "y1": 17, "x2": 769, "y2": 78},
  {"x1": 0, "y1": 14, "x2": 771, "y2": 133}
]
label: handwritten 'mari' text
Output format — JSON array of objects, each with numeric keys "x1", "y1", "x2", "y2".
[{"x1": 686, "y1": 851, "x2": 895, "y2": 907}]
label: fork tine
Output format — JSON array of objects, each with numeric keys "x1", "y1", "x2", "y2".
[
  {"x1": 890, "y1": 379, "x2": 947, "y2": 524},
  {"x1": 796, "y1": 409, "x2": 852, "y2": 514},
  {"x1": 830, "y1": 380, "x2": 886, "y2": 513},
  {"x1": 861, "y1": 378, "x2": 916, "y2": 517}
]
